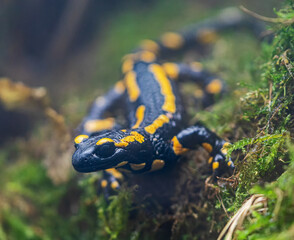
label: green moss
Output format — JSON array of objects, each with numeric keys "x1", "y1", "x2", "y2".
[
  {"x1": 97, "y1": 189, "x2": 133, "y2": 239},
  {"x1": 236, "y1": 142, "x2": 294, "y2": 239},
  {"x1": 219, "y1": 1, "x2": 294, "y2": 238}
]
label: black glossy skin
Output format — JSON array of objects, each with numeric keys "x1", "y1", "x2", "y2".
[
  {"x1": 72, "y1": 9, "x2": 262, "y2": 190},
  {"x1": 73, "y1": 129, "x2": 155, "y2": 173}
]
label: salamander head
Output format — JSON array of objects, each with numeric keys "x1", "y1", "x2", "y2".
[{"x1": 72, "y1": 130, "x2": 153, "y2": 172}]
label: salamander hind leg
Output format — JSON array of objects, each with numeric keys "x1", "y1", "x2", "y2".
[
  {"x1": 171, "y1": 122, "x2": 234, "y2": 179},
  {"x1": 162, "y1": 62, "x2": 226, "y2": 108}
]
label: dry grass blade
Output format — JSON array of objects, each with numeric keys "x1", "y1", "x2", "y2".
[
  {"x1": 240, "y1": 5, "x2": 294, "y2": 25},
  {"x1": 217, "y1": 194, "x2": 267, "y2": 240}
]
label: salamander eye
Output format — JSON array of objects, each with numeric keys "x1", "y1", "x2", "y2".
[{"x1": 96, "y1": 142, "x2": 116, "y2": 158}]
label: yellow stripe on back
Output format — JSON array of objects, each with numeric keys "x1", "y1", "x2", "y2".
[
  {"x1": 149, "y1": 64, "x2": 176, "y2": 113},
  {"x1": 124, "y1": 71, "x2": 140, "y2": 102},
  {"x1": 115, "y1": 131, "x2": 145, "y2": 148},
  {"x1": 144, "y1": 114, "x2": 169, "y2": 134},
  {"x1": 132, "y1": 105, "x2": 145, "y2": 129}
]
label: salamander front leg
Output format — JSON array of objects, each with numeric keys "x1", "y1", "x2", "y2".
[
  {"x1": 171, "y1": 122, "x2": 234, "y2": 178},
  {"x1": 99, "y1": 168, "x2": 124, "y2": 199}
]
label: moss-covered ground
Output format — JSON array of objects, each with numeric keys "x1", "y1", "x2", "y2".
[{"x1": 0, "y1": 0, "x2": 293, "y2": 239}]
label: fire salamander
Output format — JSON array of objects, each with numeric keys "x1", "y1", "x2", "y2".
[{"x1": 72, "y1": 9, "x2": 262, "y2": 194}]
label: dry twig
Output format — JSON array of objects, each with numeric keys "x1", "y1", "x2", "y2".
[{"x1": 240, "y1": 5, "x2": 294, "y2": 25}]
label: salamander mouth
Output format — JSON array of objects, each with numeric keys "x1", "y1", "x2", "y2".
[
  {"x1": 72, "y1": 157, "x2": 117, "y2": 172},
  {"x1": 72, "y1": 148, "x2": 125, "y2": 173},
  {"x1": 73, "y1": 163, "x2": 112, "y2": 172}
]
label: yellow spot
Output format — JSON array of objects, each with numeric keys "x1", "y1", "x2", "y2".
[
  {"x1": 144, "y1": 114, "x2": 169, "y2": 134},
  {"x1": 190, "y1": 61, "x2": 203, "y2": 71},
  {"x1": 206, "y1": 79, "x2": 222, "y2": 94},
  {"x1": 140, "y1": 51, "x2": 156, "y2": 62},
  {"x1": 84, "y1": 118, "x2": 115, "y2": 133},
  {"x1": 162, "y1": 62, "x2": 179, "y2": 79},
  {"x1": 129, "y1": 131, "x2": 145, "y2": 142},
  {"x1": 212, "y1": 162, "x2": 219, "y2": 170},
  {"x1": 227, "y1": 161, "x2": 232, "y2": 167},
  {"x1": 111, "y1": 181, "x2": 119, "y2": 190},
  {"x1": 115, "y1": 131, "x2": 145, "y2": 147},
  {"x1": 131, "y1": 131, "x2": 144, "y2": 138},
  {"x1": 202, "y1": 143, "x2": 213, "y2": 153},
  {"x1": 149, "y1": 64, "x2": 176, "y2": 113},
  {"x1": 124, "y1": 71, "x2": 140, "y2": 102},
  {"x1": 114, "y1": 80, "x2": 125, "y2": 94},
  {"x1": 101, "y1": 180, "x2": 108, "y2": 188},
  {"x1": 130, "y1": 162, "x2": 146, "y2": 171},
  {"x1": 208, "y1": 157, "x2": 213, "y2": 164},
  {"x1": 74, "y1": 134, "x2": 89, "y2": 144},
  {"x1": 114, "y1": 142, "x2": 128, "y2": 148},
  {"x1": 197, "y1": 29, "x2": 218, "y2": 44},
  {"x1": 122, "y1": 58, "x2": 134, "y2": 73},
  {"x1": 194, "y1": 89, "x2": 204, "y2": 98},
  {"x1": 121, "y1": 129, "x2": 127, "y2": 132},
  {"x1": 150, "y1": 159, "x2": 165, "y2": 172},
  {"x1": 96, "y1": 138, "x2": 114, "y2": 145},
  {"x1": 171, "y1": 136, "x2": 189, "y2": 155},
  {"x1": 140, "y1": 39, "x2": 159, "y2": 53},
  {"x1": 106, "y1": 168, "x2": 123, "y2": 179},
  {"x1": 221, "y1": 142, "x2": 231, "y2": 155},
  {"x1": 161, "y1": 32, "x2": 184, "y2": 49},
  {"x1": 132, "y1": 105, "x2": 145, "y2": 129},
  {"x1": 115, "y1": 161, "x2": 128, "y2": 167}
]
